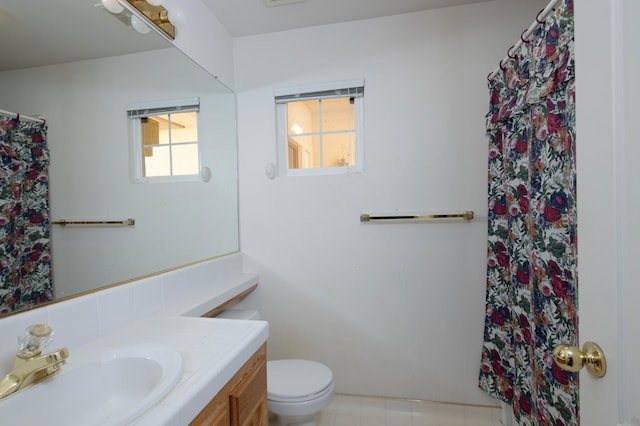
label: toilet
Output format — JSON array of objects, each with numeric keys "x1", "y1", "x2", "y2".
[{"x1": 216, "y1": 308, "x2": 335, "y2": 426}]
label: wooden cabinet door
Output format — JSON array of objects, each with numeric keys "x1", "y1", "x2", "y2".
[
  {"x1": 229, "y1": 346, "x2": 268, "y2": 426},
  {"x1": 191, "y1": 344, "x2": 268, "y2": 426}
]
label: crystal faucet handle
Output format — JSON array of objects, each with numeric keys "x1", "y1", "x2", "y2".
[{"x1": 18, "y1": 324, "x2": 54, "y2": 355}]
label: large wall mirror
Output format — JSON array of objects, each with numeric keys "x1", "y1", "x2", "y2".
[{"x1": 0, "y1": 0, "x2": 239, "y2": 315}]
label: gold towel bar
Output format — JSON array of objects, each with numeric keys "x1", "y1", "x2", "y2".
[
  {"x1": 52, "y1": 219, "x2": 135, "y2": 227},
  {"x1": 360, "y1": 211, "x2": 474, "y2": 222}
]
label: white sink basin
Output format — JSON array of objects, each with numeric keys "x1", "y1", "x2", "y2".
[{"x1": 0, "y1": 344, "x2": 183, "y2": 426}]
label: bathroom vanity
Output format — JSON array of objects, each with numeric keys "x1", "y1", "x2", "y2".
[{"x1": 0, "y1": 253, "x2": 269, "y2": 426}]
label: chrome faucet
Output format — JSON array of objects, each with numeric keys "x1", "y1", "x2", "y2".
[{"x1": 0, "y1": 324, "x2": 69, "y2": 399}]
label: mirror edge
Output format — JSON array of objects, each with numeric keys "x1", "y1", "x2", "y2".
[{"x1": 0, "y1": 249, "x2": 241, "y2": 319}]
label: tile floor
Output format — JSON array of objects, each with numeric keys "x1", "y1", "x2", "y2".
[{"x1": 316, "y1": 394, "x2": 502, "y2": 426}]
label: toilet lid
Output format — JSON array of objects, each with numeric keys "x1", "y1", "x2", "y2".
[{"x1": 267, "y1": 360, "x2": 333, "y2": 401}]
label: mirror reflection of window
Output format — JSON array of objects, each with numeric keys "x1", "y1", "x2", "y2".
[
  {"x1": 142, "y1": 112, "x2": 199, "y2": 177},
  {"x1": 128, "y1": 99, "x2": 201, "y2": 182}
]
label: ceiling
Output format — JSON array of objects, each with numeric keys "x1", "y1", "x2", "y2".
[
  {"x1": 201, "y1": 0, "x2": 493, "y2": 37},
  {"x1": 0, "y1": 0, "x2": 169, "y2": 71},
  {"x1": 0, "y1": 0, "x2": 492, "y2": 72}
]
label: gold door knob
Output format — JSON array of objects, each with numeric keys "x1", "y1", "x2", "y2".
[{"x1": 552, "y1": 341, "x2": 607, "y2": 378}]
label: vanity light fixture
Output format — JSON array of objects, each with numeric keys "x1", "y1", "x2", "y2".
[
  {"x1": 130, "y1": 14, "x2": 151, "y2": 33},
  {"x1": 124, "y1": 0, "x2": 177, "y2": 39},
  {"x1": 101, "y1": 0, "x2": 184, "y2": 40},
  {"x1": 143, "y1": 0, "x2": 186, "y2": 25},
  {"x1": 98, "y1": 0, "x2": 135, "y2": 28},
  {"x1": 101, "y1": 0, "x2": 124, "y2": 13}
]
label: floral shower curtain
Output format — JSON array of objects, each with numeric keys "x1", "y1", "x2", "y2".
[
  {"x1": 0, "y1": 115, "x2": 53, "y2": 314},
  {"x1": 478, "y1": 1, "x2": 578, "y2": 425}
]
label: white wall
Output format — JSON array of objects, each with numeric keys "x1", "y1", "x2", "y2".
[
  {"x1": 0, "y1": 48, "x2": 239, "y2": 298},
  {"x1": 234, "y1": 0, "x2": 547, "y2": 405},
  {"x1": 167, "y1": 0, "x2": 235, "y2": 87}
]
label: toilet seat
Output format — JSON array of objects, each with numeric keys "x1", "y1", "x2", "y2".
[{"x1": 267, "y1": 359, "x2": 334, "y2": 403}]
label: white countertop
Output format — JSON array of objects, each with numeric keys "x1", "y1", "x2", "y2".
[
  {"x1": 136, "y1": 273, "x2": 268, "y2": 425},
  {"x1": 52, "y1": 316, "x2": 267, "y2": 426},
  {"x1": 56, "y1": 273, "x2": 267, "y2": 425},
  {"x1": 132, "y1": 317, "x2": 268, "y2": 425}
]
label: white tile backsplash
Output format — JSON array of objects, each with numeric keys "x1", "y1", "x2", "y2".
[
  {"x1": 161, "y1": 265, "x2": 199, "y2": 305},
  {"x1": 0, "y1": 252, "x2": 249, "y2": 361},
  {"x1": 97, "y1": 284, "x2": 135, "y2": 336},
  {"x1": 132, "y1": 277, "x2": 165, "y2": 320},
  {"x1": 47, "y1": 294, "x2": 100, "y2": 349}
]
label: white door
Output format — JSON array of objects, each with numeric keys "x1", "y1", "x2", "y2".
[{"x1": 575, "y1": 1, "x2": 639, "y2": 425}]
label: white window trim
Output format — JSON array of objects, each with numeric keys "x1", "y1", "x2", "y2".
[
  {"x1": 273, "y1": 79, "x2": 364, "y2": 98},
  {"x1": 275, "y1": 80, "x2": 364, "y2": 177},
  {"x1": 129, "y1": 98, "x2": 202, "y2": 183}
]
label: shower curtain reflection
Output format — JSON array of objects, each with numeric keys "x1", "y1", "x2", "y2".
[{"x1": 0, "y1": 114, "x2": 53, "y2": 314}]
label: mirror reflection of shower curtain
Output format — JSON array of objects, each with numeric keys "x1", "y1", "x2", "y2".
[
  {"x1": 0, "y1": 115, "x2": 53, "y2": 314},
  {"x1": 478, "y1": 1, "x2": 578, "y2": 424}
]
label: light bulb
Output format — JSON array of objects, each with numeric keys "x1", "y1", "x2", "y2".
[
  {"x1": 131, "y1": 15, "x2": 151, "y2": 34},
  {"x1": 102, "y1": 0, "x2": 124, "y2": 14},
  {"x1": 147, "y1": 0, "x2": 164, "y2": 5},
  {"x1": 167, "y1": 7, "x2": 186, "y2": 26}
]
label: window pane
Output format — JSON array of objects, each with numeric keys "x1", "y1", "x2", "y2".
[
  {"x1": 288, "y1": 135, "x2": 320, "y2": 168},
  {"x1": 144, "y1": 115, "x2": 170, "y2": 144},
  {"x1": 287, "y1": 100, "x2": 319, "y2": 135},
  {"x1": 141, "y1": 116, "x2": 161, "y2": 157},
  {"x1": 169, "y1": 112, "x2": 198, "y2": 143},
  {"x1": 171, "y1": 143, "x2": 200, "y2": 175},
  {"x1": 144, "y1": 145, "x2": 171, "y2": 177},
  {"x1": 322, "y1": 133, "x2": 355, "y2": 167},
  {"x1": 322, "y1": 97, "x2": 355, "y2": 132},
  {"x1": 275, "y1": 83, "x2": 363, "y2": 174}
]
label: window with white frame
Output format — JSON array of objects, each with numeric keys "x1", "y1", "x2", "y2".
[
  {"x1": 275, "y1": 81, "x2": 364, "y2": 176},
  {"x1": 128, "y1": 98, "x2": 200, "y2": 182}
]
